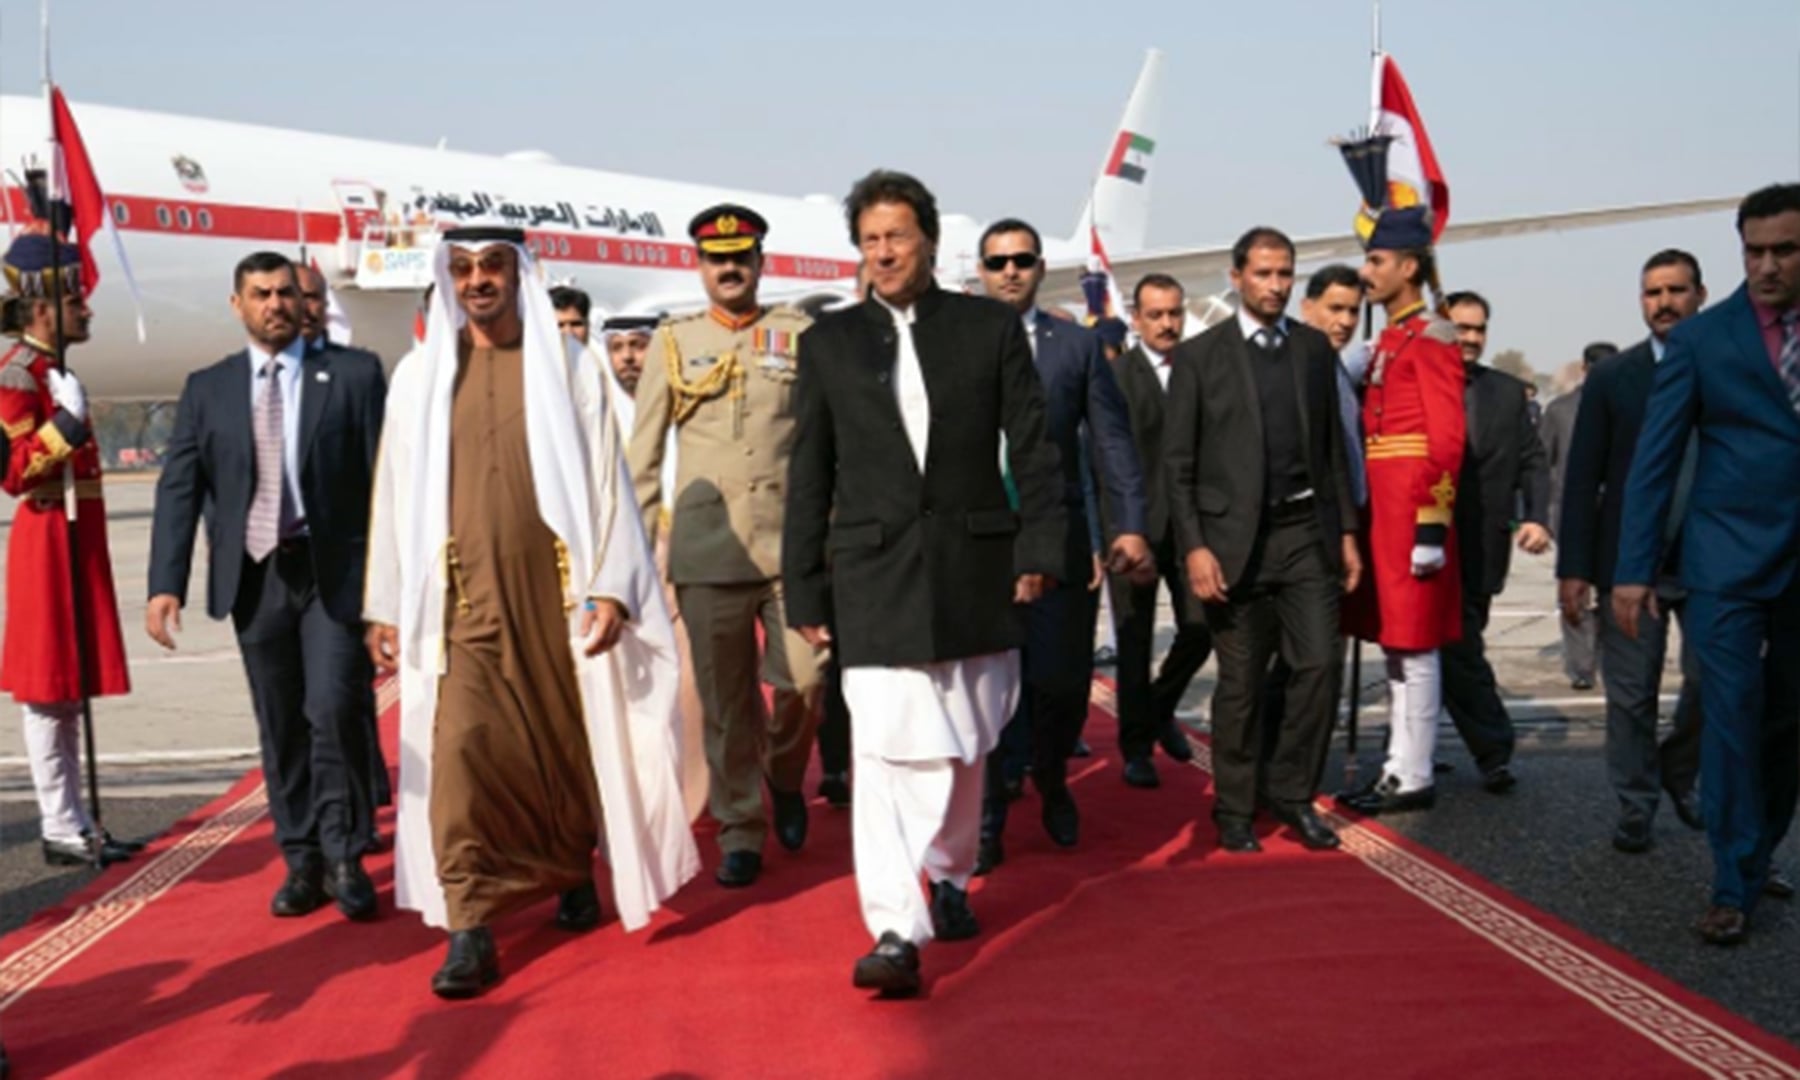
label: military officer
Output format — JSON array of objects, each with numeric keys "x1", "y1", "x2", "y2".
[{"x1": 629, "y1": 204, "x2": 825, "y2": 887}]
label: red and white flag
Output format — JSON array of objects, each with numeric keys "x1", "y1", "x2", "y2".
[
  {"x1": 1369, "y1": 54, "x2": 1449, "y2": 240},
  {"x1": 49, "y1": 86, "x2": 146, "y2": 341}
]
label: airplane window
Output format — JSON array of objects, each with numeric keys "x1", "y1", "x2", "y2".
[
  {"x1": 197, "y1": 209, "x2": 213, "y2": 231},
  {"x1": 176, "y1": 208, "x2": 193, "y2": 230},
  {"x1": 155, "y1": 206, "x2": 172, "y2": 228},
  {"x1": 111, "y1": 202, "x2": 129, "y2": 226},
  {"x1": 558, "y1": 238, "x2": 570, "y2": 256}
]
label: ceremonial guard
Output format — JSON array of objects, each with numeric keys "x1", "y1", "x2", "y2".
[
  {"x1": 1332, "y1": 139, "x2": 1467, "y2": 815},
  {"x1": 0, "y1": 232, "x2": 136, "y2": 865},
  {"x1": 629, "y1": 204, "x2": 825, "y2": 886}
]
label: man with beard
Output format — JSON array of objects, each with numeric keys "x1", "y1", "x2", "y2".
[
  {"x1": 365, "y1": 225, "x2": 697, "y2": 995},
  {"x1": 629, "y1": 205, "x2": 823, "y2": 887},
  {"x1": 785, "y1": 170, "x2": 1063, "y2": 995}
]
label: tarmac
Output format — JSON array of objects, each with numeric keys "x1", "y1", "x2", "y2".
[{"x1": 0, "y1": 475, "x2": 1792, "y2": 1045}]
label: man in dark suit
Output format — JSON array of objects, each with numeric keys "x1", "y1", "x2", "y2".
[
  {"x1": 1440, "y1": 292, "x2": 1552, "y2": 792},
  {"x1": 1102, "y1": 274, "x2": 1214, "y2": 790},
  {"x1": 1557, "y1": 251, "x2": 1707, "y2": 855},
  {"x1": 971, "y1": 218, "x2": 1150, "y2": 872},
  {"x1": 1617, "y1": 185, "x2": 1800, "y2": 945},
  {"x1": 785, "y1": 171, "x2": 1064, "y2": 997},
  {"x1": 1541, "y1": 342, "x2": 1615, "y2": 692},
  {"x1": 146, "y1": 251, "x2": 386, "y2": 922},
  {"x1": 1166, "y1": 228, "x2": 1361, "y2": 853}
]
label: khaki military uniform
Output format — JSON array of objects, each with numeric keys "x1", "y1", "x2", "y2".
[{"x1": 628, "y1": 304, "x2": 824, "y2": 855}]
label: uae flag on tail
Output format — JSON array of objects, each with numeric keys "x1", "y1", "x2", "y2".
[
  {"x1": 49, "y1": 86, "x2": 147, "y2": 340},
  {"x1": 1103, "y1": 130, "x2": 1155, "y2": 185},
  {"x1": 1369, "y1": 54, "x2": 1449, "y2": 240}
]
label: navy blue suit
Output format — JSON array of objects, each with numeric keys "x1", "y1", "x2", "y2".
[
  {"x1": 989, "y1": 311, "x2": 1146, "y2": 830},
  {"x1": 1617, "y1": 287, "x2": 1800, "y2": 911}
]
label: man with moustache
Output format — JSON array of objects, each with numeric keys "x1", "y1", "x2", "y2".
[
  {"x1": 1557, "y1": 251, "x2": 1710, "y2": 854},
  {"x1": 630, "y1": 205, "x2": 823, "y2": 887},
  {"x1": 1165, "y1": 229, "x2": 1360, "y2": 852},
  {"x1": 1100, "y1": 274, "x2": 1214, "y2": 789},
  {"x1": 971, "y1": 217, "x2": 1149, "y2": 872},
  {"x1": 784, "y1": 170, "x2": 1063, "y2": 996}
]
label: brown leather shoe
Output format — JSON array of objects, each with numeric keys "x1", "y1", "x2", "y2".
[{"x1": 1694, "y1": 905, "x2": 1747, "y2": 946}]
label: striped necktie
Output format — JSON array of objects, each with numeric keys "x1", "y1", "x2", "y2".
[
  {"x1": 1780, "y1": 310, "x2": 1800, "y2": 415},
  {"x1": 246, "y1": 356, "x2": 284, "y2": 561}
]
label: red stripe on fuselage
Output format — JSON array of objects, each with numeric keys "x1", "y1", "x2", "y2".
[{"x1": 0, "y1": 188, "x2": 860, "y2": 282}]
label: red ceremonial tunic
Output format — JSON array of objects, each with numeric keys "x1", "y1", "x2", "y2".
[
  {"x1": 1345, "y1": 305, "x2": 1465, "y2": 651},
  {"x1": 0, "y1": 340, "x2": 130, "y2": 704}
]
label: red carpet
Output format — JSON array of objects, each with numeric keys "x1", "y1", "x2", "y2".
[{"x1": 3, "y1": 681, "x2": 1797, "y2": 1078}]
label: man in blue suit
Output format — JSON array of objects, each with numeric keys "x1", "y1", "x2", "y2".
[
  {"x1": 973, "y1": 218, "x2": 1151, "y2": 873},
  {"x1": 1615, "y1": 184, "x2": 1800, "y2": 945}
]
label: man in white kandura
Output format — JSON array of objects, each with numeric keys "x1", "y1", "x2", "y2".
[{"x1": 364, "y1": 224, "x2": 697, "y2": 999}]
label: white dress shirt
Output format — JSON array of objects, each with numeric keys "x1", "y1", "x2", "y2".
[
  {"x1": 1236, "y1": 308, "x2": 1291, "y2": 348},
  {"x1": 1144, "y1": 345, "x2": 1174, "y2": 392},
  {"x1": 246, "y1": 336, "x2": 309, "y2": 536}
]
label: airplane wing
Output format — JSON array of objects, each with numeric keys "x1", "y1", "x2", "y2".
[{"x1": 1036, "y1": 195, "x2": 1740, "y2": 308}]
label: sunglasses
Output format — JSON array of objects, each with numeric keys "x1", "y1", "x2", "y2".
[{"x1": 982, "y1": 252, "x2": 1040, "y2": 272}]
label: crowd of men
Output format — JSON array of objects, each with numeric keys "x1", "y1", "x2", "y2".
[{"x1": 3, "y1": 162, "x2": 1798, "y2": 1012}]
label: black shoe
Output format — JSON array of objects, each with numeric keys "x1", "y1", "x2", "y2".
[
  {"x1": 1665, "y1": 785, "x2": 1704, "y2": 831},
  {"x1": 1071, "y1": 739, "x2": 1093, "y2": 758},
  {"x1": 818, "y1": 772, "x2": 851, "y2": 809},
  {"x1": 1571, "y1": 676, "x2": 1596, "y2": 691},
  {"x1": 555, "y1": 882, "x2": 602, "y2": 931},
  {"x1": 1121, "y1": 756, "x2": 1160, "y2": 789},
  {"x1": 1766, "y1": 869, "x2": 1796, "y2": 900},
  {"x1": 715, "y1": 850, "x2": 762, "y2": 888},
  {"x1": 770, "y1": 786, "x2": 808, "y2": 852},
  {"x1": 929, "y1": 880, "x2": 980, "y2": 941},
  {"x1": 324, "y1": 858, "x2": 378, "y2": 921},
  {"x1": 270, "y1": 857, "x2": 328, "y2": 917},
  {"x1": 1040, "y1": 786, "x2": 1079, "y2": 848},
  {"x1": 1001, "y1": 774, "x2": 1026, "y2": 802},
  {"x1": 42, "y1": 830, "x2": 141, "y2": 867},
  {"x1": 852, "y1": 931, "x2": 921, "y2": 997},
  {"x1": 1217, "y1": 818, "x2": 1262, "y2": 854},
  {"x1": 1336, "y1": 776, "x2": 1437, "y2": 816},
  {"x1": 973, "y1": 834, "x2": 1004, "y2": 877},
  {"x1": 1272, "y1": 805, "x2": 1341, "y2": 851},
  {"x1": 1433, "y1": 760, "x2": 1455, "y2": 775},
  {"x1": 1157, "y1": 722, "x2": 1194, "y2": 763},
  {"x1": 1481, "y1": 764, "x2": 1518, "y2": 795},
  {"x1": 431, "y1": 927, "x2": 500, "y2": 999},
  {"x1": 1093, "y1": 645, "x2": 1117, "y2": 668},
  {"x1": 1612, "y1": 815, "x2": 1653, "y2": 855}
]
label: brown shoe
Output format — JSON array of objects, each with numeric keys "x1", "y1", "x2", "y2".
[{"x1": 1694, "y1": 905, "x2": 1747, "y2": 946}]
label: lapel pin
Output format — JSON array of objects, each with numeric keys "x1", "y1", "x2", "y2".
[{"x1": 315, "y1": 371, "x2": 330, "y2": 383}]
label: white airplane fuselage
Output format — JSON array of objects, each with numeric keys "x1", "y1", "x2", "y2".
[{"x1": 0, "y1": 95, "x2": 1088, "y2": 398}]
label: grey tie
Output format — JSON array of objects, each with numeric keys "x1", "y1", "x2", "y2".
[{"x1": 246, "y1": 356, "x2": 284, "y2": 561}]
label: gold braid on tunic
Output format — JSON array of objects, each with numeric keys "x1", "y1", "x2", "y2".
[{"x1": 662, "y1": 331, "x2": 744, "y2": 434}]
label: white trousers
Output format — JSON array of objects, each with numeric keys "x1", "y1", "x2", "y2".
[
  {"x1": 23, "y1": 702, "x2": 91, "y2": 843},
  {"x1": 1381, "y1": 649, "x2": 1440, "y2": 793},
  {"x1": 850, "y1": 750, "x2": 985, "y2": 945}
]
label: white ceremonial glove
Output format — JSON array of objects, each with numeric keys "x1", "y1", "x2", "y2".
[
  {"x1": 46, "y1": 368, "x2": 87, "y2": 423},
  {"x1": 1410, "y1": 544, "x2": 1446, "y2": 577}
]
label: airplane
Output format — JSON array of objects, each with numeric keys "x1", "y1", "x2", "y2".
[{"x1": 0, "y1": 48, "x2": 1737, "y2": 400}]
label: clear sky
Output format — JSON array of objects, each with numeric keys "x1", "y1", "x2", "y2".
[{"x1": 1, "y1": 0, "x2": 1794, "y2": 382}]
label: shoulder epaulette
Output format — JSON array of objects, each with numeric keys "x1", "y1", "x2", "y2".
[
  {"x1": 0, "y1": 353, "x2": 37, "y2": 392},
  {"x1": 1421, "y1": 317, "x2": 1458, "y2": 345},
  {"x1": 764, "y1": 304, "x2": 813, "y2": 328}
]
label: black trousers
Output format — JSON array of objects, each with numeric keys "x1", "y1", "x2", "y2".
[
  {"x1": 233, "y1": 541, "x2": 374, "y2": 868},
  {"x1": 1440, "y1": 589, "x2": 1518, "y2": 772},
  {"x1": 984, "y1": 579, "x2": 1099, "y2": 831},
  {"x1": 1112, "y1": 530, "x2": 1213, "y2": 762},
  {"x1": 1204, "y1": 507, "x2": 1340, "y2": 822}
]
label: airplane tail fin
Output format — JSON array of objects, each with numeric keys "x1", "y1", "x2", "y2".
[{"x1": 1072, "y1": 48, "x2": 1164, "y2": 259}]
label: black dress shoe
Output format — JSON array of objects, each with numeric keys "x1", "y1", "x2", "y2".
[
  {"x1": 1571, "y1": 676, "x2": 1596, "y2": 691},
  {"x1": 715, "y1": 850, "x2": 762, "y2": 888},
  {"x1": 42, "y1": 830, "x2": 142, "y2": 867},
  {"x1": 853, "y1": 931, "x2": 921, "y2": 997},
  {"x1": 929, "y1": 880, "x2": 980, "y2": 941},
  {"x1": 1765, "y1": 869, "x2": 1796, "y2": 900},
  {"x1": 1121, "y1": 756, "x2": 1160, "y2": 789},
  {"x1": 1093, "y1": 645, "x2": 1117, "y2": 668},
  {"x1": 1481, "y1": 765, "x2": 1518, "y2": 794},
  {"x1": 1217, "y1": 818, "x2": 1262, "y2": 853},
  {"x1": 1157, "y1": 722, "x2": 1194, "y2": 763},
  {"x1": 1336, "y1": 776, "x2": 1436, "y2": 815},
  {"x1": 555, "y1": 882, "x2": 602, "y2": 931},
  {"x1": 1001, "y1": 774, "x2": 1026, "y2": 802},
  {"x1": 1070, "y1": 739, "x2": 1093, "y2": 758},
  {"x1": 431, "y1": 927, "x2": 500, "y2": 999},
  {"x1": 818, "y1": 772, "x2": 851, "y2": 809},
  {"x1": 324, "y1": 858, "x2": 378, "y2": 921},
  {"x1": 973, "y1": 834, "x2": 1004, "y2": 877},
  {"x1": 271, "y1": 857, "x2": 328, "y2": 917},
  {"x1": 1040, "y1": 786, "x2": 1079, "y2": 848},
  {"x1": 1665, "y1": 785, "x2": 1704, "y2": 831},
  {"x1": 1612, "y1": 816, "x2": 1653, "y2": 855},
  {"x1": 1273, "y1": 806, "x2": 1341, "y2": 851},
  {"x1": 770, "y1": 786, "x2": 808, "y2": 852}
]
